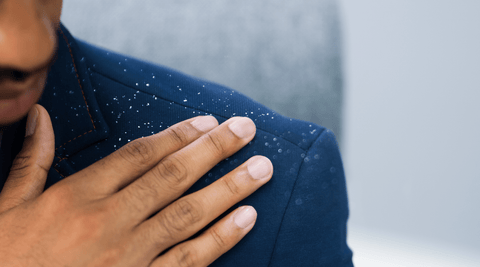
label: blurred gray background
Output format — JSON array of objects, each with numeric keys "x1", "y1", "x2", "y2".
[
  {"x1": 61, "y1": 0, "x2": 343, "y2": 140},
  {"x1": 340, "y1": 0, "x2": 480, "y2": 265},
  {"x1": 62, "y1": 0, "x2": 480, "y2": 265}
]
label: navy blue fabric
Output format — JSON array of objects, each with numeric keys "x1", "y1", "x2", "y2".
[
  {"x1": 1, "y1": 24, "x2": 353, "y2": 266},
  {"x1": 0, "y1": 118, "x2": 27, "y2": 191}
]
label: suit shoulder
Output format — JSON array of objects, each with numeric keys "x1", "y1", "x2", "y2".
[{"x1": 77, "y1": 40, "x2": 328, "y2": 151}]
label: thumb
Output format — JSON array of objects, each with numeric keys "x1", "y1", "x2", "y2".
[{"x1": 0, "y1": 104, "x2": 55, "y2": 213}]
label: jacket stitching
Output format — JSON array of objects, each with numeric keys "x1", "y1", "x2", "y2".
[
  {"x1": 53, "y1": 157, "x2": 68, "y2": 169},
  {"x1": 52, "y1": 166, "x2": 65, "y2": 178},
  {"x1": 52, "y1": 129, "x2": 93, "y2": 176},
  {"x1": 53, "y1": 30, "x2": 98, "y2": 177},
  {"x1": 55, "y1": 130, "x2": 94, "y2": 152},
  {"x1": 59, "y1": 28, "x2": 96, "y2": 130}
]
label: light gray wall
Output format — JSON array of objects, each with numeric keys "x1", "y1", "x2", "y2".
[
  {"x1": 341, "y1": 0, "x2": 480, "y2": 255},
  {"x1": 61, "y1": 0, "x2": 343, "y2": 139}
]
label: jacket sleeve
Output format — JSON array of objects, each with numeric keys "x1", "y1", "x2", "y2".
[{"x1": 268, "y1": 129, "x2": 354, "y2": 266}]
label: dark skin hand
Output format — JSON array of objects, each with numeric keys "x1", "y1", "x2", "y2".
[
  {"x1": 0, "y1": 0, "x2": 273, "y2": 266},
  {"x1": 0, "y1": 105, "x2": 272, "y2": 266}
]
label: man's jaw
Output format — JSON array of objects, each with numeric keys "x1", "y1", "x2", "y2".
[{"x1": 0, "y1": 70, "x2": 47, "y2": 126}]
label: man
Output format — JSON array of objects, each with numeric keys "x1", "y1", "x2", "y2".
[{"x1": 0, "y1": 0, "x2": 353, "y2": 266}]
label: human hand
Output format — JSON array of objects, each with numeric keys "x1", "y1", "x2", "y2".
[{"x1": 0, "y1": 104, "x2": 272, "y2": 267}]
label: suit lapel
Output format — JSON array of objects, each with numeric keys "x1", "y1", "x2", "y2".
[{"x1": 39, "y1": 24, "x2": 110, "y2": 177}]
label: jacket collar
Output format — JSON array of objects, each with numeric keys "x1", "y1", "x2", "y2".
[{"x1": 39, "y1": 24, "x2": 110, "y2": 161}]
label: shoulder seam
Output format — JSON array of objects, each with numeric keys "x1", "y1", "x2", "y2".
[
  {"x1": 267, "y1": 128, "x2": 327, "y2": 266},
  {"x1": 90, "y1": 70, "x2": 315, "y2": 150}
]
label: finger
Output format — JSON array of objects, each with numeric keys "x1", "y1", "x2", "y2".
[
  {"x1": 149, "y1": 206, "x2": 257, "y2": 267},
  {"x1": 67, "y1": 116, "x2": 218, "y2": 197},
  {"x1": 0, "y1": 105, "x2": 55, "y2": 213},
  {"x1": 113, "y1": 117, "x2": 257, "y2": 224},
  {"x1": 133, "y1": 156, "x2": 272, "y2": 258}
]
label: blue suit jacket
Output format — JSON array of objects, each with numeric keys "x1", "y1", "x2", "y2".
[{"x1": 1, "y1": 25, "x2": 353, "y2": 266}]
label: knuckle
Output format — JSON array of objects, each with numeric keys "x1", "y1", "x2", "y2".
[
  {"x1": 152, "y1": 212, "x2": 175, "y2": 244},
  {"x1": 123, "y1": 182, "x2": 159, "y2": 212},
  {"x1": 103, "y1": 197, "x2": 122, "y2": 215},
  {"x1": 119, "y1": 138, "x2": 155, "y2": 167},
  {"x1": 222, "y1": 176, "x2": 241, "y2": 196},
  {"x1": 41, "y1": 185, "x2": 75, "y2": 212},
  {"x1": 174, "y1": 198, "x2": 203, "y2": 227},
  {"x1": 210, "y1": 227, "x2": 228, "y2": 251},
  {"x1": 205, "y1": 132, "x2": 227, "y2": 156},
  {"x1": 176, "y1": 244, "x2": 198, "y2": 267},
  {"x1": 167, "y1": 126, "x2": 190, "y2": 146},
  {"x1": 9, "y1": 154, "x2": 32, "y2": 178},
  {"x1": 154, "y1": 157, "x2": 188, "y2": 188},
  {"x1": 157, "y1": 198, "x2": 203, "y2": 239}
]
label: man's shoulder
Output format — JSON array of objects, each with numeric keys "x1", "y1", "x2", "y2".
[
  {"x1": 48, "y1": 35, "x2": 351, "y2": 266},
  {"x1": 77, "y1": 40, "x2": 329, "y2": 151}
]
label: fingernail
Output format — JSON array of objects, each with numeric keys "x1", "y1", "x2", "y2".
[
  {"x1": 247, "y1": 156, "x2": 273, "y2": 180},
  {"x1": 25, "y1": 107, "x2": 39, "y2": 137},
  {"x1": 234, "y1": 206, "x2": 257, "y2": 229},
  {"x1": 228, "y1": 117, "x2": 255, "y2": 139},
  {"x1": 190, "y1": 116, "x2": 218, "y2": 132}
]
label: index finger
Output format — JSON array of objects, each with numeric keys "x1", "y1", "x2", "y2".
[{"x1": 67, "y1": 116, "x2": 218, "y2": 197}]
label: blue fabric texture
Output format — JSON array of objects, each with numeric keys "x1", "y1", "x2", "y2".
[{"x1": 21, "y1": 24, "x2": 353, "y2": 266}]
